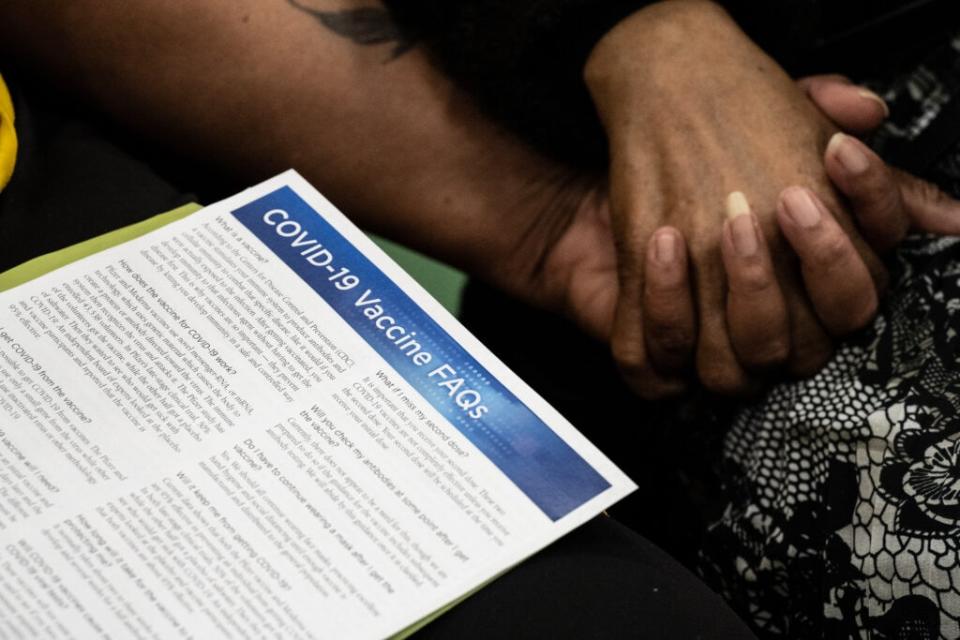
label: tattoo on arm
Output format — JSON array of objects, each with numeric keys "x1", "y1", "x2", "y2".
[{"x1": 286, "y1": 1, "x2": 414, "y2": 60}]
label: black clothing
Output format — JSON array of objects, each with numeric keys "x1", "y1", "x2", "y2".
[{"x1": 418, "y1": 517, "x2": 756, "y2": 639}]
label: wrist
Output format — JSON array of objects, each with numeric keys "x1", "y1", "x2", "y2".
[
  {"x1": 584, "y1": 0, "x2": 743, "y2": 128},
  {"x1": 409, "y1": 122, "x2": 595, "y2": 310},
  {"x1": 416, "y1": 134, "x2": 592, "y2": 303},
  {"x1": 330, "y1": 75, "x2": 587, "y2": 298}
]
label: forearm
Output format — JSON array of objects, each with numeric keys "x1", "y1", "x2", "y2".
[{"x1": 0, "y1": 0, "x2": 564, "y2": 282}]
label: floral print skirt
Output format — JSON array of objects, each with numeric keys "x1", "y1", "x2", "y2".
[{"x1": 700, "y1": 32, "x2": 960, "y2": 639}]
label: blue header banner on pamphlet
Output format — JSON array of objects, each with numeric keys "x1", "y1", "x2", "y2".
[{"x1": 232, "y1": 186, "x2": 610, "y2": 520}]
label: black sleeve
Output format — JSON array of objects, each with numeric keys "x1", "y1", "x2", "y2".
[{"x1": 383, "y1": 0, "x2": 651, "y2": 170}]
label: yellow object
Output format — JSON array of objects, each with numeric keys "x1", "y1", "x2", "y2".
[
  {"x1": 0, "y1": 74, "x2": 17, "y2": 192},
  {"x1": 725, "y1": 191, "x2": 751, "y2": 219}
]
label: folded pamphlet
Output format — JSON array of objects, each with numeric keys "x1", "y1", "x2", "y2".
[{"x1": 0, "y1": 171, "x2": 635, "y2": 639}]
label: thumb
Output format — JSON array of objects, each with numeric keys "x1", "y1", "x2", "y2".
[
  {"x1": 895, "y1": 167, "x2": 960, "y2": 236},
  {"x1": 798, "y1": 74, "x2": 889, "y2": 134}
]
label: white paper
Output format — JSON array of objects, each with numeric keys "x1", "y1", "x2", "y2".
[{"x1": 0, "y1": 171, "x2": 635, "y2": 640}]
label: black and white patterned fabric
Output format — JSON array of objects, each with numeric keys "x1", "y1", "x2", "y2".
[{"x1": 700, "y1": 32, "x2": 960, "y2": 639}]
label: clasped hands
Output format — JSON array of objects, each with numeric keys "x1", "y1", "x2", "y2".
[{"x1": 508, "y1": 0, "x2": 960, "y2": 398}]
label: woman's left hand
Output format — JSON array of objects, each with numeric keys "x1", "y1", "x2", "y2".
[{"x1": 718, "y1": 74, "x2": 960, "y2": 388}]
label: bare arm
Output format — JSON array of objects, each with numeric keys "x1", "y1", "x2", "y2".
[{"x1": 0, "y1": 0, "x2": 575, "y2": 286}]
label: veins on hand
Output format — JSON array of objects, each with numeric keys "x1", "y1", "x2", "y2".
[{"x1": 285, "y1": 1, "x2": 414, "y2": 60}]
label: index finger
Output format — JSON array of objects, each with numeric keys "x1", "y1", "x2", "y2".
[
  {"x1": 798, "y1": 75, "x2": 889, "y2": 134},
  {"x1": 777, "y1": 187, "x2": 879, "y2": 335},
  {"x1": 609, "y1": 197, "x2": 689, "y2": 399}
]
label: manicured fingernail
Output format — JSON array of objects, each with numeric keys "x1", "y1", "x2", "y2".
[
  {"x1": 782, "y1": 188, "x2": 821, "y2": 229},
  {"x1": 654, "y1": 230, "x2": 676, "y2": 263},
  {"x1": 828, "y1": 132, "x2": 870, "y2": 175},
  {"x1": 858, "y1": 88, "x2": 890, "y2": 117},
  {"x1": 725, "y1": 191, "x2": 751, "y2": 219},
  {"x1": 729, "y1": 213, "x2": 758, "y2": 257}
]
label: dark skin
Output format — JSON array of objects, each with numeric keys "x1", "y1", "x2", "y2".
[
  {"x1": 517, "y1": 0, "x2": 960, "y2": 397},
  {"x1": 2, "y1": 0, "x2": 958, "y2": 398},
  {"x1": 584, "y1": 1, "x2": 884, "y2": 395}
]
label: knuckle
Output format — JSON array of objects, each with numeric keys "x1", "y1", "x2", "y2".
[
  {"x1": 874, "y1": 183, "x2": 903, "y2": 216},
  {"x1": 831, "y1": 294, "x2": 879, "y2": 335},
  {"x1": 858, "y1": 181, "x2": 902, "y2": 221},
  {"x1": 742, "y1": 338, "x2": 790, "y2": 370},
  {"x1": 809, "y1": 234, "x2": 851, "y2": 270},
  {"x1": 635, "y1": 380, "x2": 687, "y2": 401},
  {"x1": 910, "y1": 173, "x2": 950, "y2": 206},
  {"x1": 611, "y1": 339, "x2": 650, "y2": 377},
  {"x1": 698, "y1": 362, "x2": 749, "y2": 395},
  {"x1": 613, "y1": 332, "x2": 689, "y2": 399},
  {"x1": 648, "y1": 323, "x2": 695, "y2": 358},
  {"x1": 857, "y1": 197, "x2": 907, "y2": 249},
  {"x1": 732, "y1": 263, "x2": 774, "y2": 295},
  {"x1": 645, "y1": 272, "x2": 686, "y2": 294}
]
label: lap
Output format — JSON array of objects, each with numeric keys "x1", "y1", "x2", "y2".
[{"x1": 415, "y1": 517, "x2": 755, "y2": 639}]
